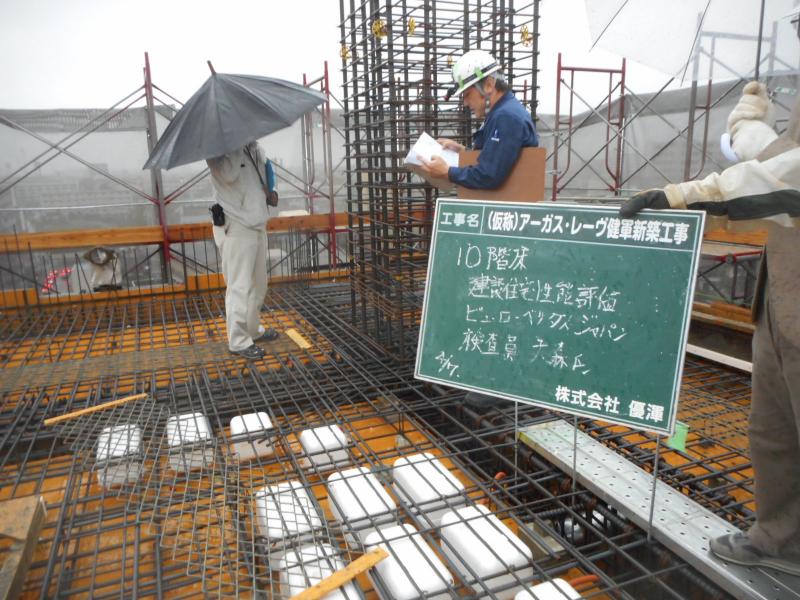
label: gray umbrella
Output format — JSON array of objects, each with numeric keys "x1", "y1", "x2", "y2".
[{"x1": 143, "y1": 72, "x2": 327, "y2": 170}]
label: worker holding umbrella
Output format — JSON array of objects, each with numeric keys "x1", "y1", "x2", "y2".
[
  {"x1": 207, "y1": 141, "x2": 276, "y2": 359},
  {"x1": 144, "y1": 68, "x2": 326, "y2": 359}
]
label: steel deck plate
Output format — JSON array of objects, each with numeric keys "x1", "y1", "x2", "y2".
[{"x1": 519, "y1": 420, "x2": 800, "y2": 600}]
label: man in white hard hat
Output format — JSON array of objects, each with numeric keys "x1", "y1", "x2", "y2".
[
  {"x1": 422, "y1": 49, "x2": 539, "y2": 412},
  {"x1": 419, "y1": 49, "x2": 539, "y2": 189},
  {"x1": 420, "y1": 50, "x2": 539, "y2": 412},
  {"x1": 622, "y1": 82, "x2": 800, "y2": 576},
  {"x1": 208, "y1": 141, "x2": 279, "y2": 360}
]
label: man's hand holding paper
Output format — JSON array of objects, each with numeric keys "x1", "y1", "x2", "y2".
[
  {"x1": 419, "y1": 155, "x2": 450, "y2": 179},
  {"x1": 436, "y1": 138, "x2": 465, "y2": 153},
  {"x1": 404, "y1": 132, "x2": 459, "y2": 190}
]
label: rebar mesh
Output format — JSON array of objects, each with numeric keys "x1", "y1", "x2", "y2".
[{"x1": 0, "y1": 283, "x2": 752, "y2": 598}]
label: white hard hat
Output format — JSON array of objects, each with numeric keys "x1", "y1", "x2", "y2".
[{"x1": 445, "y1": 49, "x2": 502, "y2": 100}]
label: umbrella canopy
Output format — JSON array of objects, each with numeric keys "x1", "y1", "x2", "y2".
[
  {"x1": 585, "y1": 0, "x2": 800, "y2": 83},
  {"x1": 143, "y1": 73, "x2": 327, "y2": 170}
]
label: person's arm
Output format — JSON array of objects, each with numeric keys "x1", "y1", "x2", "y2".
[
  {"x1": 206, "y1": 151, "x2": 241, "y2": 185},
  {"x1": 623, "y1": 148, "x2": 800, "y2": 223},
  {"x1": 447, "y1": 113, "x2": 524, "y2": 189},
  {"x1": 666, "y1": 147, "x2": 800, "y2": 204}
]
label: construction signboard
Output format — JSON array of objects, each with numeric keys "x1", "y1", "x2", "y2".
[{"x1": 415, "y1": 200, "x2": 705, "y2": 435}]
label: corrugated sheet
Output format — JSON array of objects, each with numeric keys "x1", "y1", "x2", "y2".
[{"x1": 0, "y1": 105, "x2": 177, "y2": 133}]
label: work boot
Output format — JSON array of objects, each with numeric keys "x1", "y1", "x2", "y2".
[
  {"x1": 710, "y1": 533, "x2": 800, "y2": 576},
  {"x1": 253, "y1": 327, "x2": 280, "y2": 343},
  {"x1": 231, "y1": 344, "x2": 265, "y2": 360}
]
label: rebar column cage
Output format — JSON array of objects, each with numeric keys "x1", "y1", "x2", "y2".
[{"x1": 339, "y1": 0, "x2": 541, "y2": 359}]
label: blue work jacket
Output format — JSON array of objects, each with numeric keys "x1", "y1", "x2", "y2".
[{"x1": 448, "y1": 92, "x2": 539, "y2": 189}]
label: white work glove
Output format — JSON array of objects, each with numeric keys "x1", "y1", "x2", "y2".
[
  {"x1": 727, "y1": 81, "x2": 778, "y2": 162},
  {"x1": 727, "y1": 82, "x2": 774, "y2": 128}
]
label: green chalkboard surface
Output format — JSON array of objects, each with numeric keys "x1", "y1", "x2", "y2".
[{"x1": 415, "y1": 200, "x2": 705, "y2": 435}]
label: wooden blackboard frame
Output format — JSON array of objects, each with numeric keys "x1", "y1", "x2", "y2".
[{"x1": 415, "y1": 199, "x2": 705, "y2": 435}]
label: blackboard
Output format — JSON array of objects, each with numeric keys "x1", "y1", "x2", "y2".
[{"x1": 415, "y1": 200, "x2": 705, "y2": 435}]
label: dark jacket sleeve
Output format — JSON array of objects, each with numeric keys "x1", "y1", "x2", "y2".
[{"x1": 447, "y1": 113, "x2": 525, "y2": 189}]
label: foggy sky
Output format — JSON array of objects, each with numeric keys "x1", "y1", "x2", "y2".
[{"x1": 0, "y1": 0, "x2": 683, "y2": 113}]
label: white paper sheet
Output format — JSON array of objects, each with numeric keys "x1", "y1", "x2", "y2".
[{"x1": 404, "y1": 132, "x2": 460, "y2": 168}]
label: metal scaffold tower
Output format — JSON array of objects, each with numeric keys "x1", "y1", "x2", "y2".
[{"x1": 338, "y1": 0, "x2": 540, "y2": 359}]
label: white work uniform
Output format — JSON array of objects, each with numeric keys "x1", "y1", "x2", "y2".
[
  {"x1": 207, "y1": 143, "x2": 270, "y2": 352},
  {"x1": 664, "y1": 87, "x2": 800, "y2": 561}
]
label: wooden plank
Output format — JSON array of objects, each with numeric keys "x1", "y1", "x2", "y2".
[
  {"x1": 703, "y1": 229, "x2": 767, "y2": 247},
  {"x1": 186, "y1": 273, "x2": 225, "y2": 291},
  {"x1": 0, "y1": 290, "x2": 29, "y2": 308},
  {"x1": 268, "y1": 212, "x2": 349, "y2": 233},
  {"x1": 0, "y1": 223, "x2": 211, "y2": 250},
  {"x1": 285, "y1": 328, "x2": 312, "y2": 350},
  {"x1": 0, "y1": 268, "x2": 352, "y2": 309},
  {"x1": 692, "y1": 307, "x2": 754, "y2": 335},
  {"x1": 692, "y1": 300, "x2": 754, "y2": 334},
  {"x1": 693, "y1": 301, "x2": 753, "y2": 323},
  {"x1": 0, "y1": 213, "x2": 353, "y2": 253},
  {"x1": 168, "y1": 222, "x2": 213, "y2": 243},
  {"x1": 288, "y1": 548, "x2": 388, "y2": 600},
  {"x1": 43, "y1": 393, "x2": 148, "y2": 426},
  {"x1": 267, "y1": 269, "x2": 350, "y2": 285},
  {"x1": 0, "y1": 272, "x2": 246, "y2": 309},
  {"x1": 0, "y1": 226, "x2": 165, "y2": 252},
  {"x1": 0, "y1": 496, "x2": 47, "y2": 600},
  {"x1": 0, "y1": 283, "x2": 191, "y2": 309}
]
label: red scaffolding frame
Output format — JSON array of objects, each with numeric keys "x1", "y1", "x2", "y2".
[
  {"x1": 551, "y1": 53, "x2": 626, "y2": 200},
  {"x1": 302, "y1": 61, "x2": 341, "y2": 267}
]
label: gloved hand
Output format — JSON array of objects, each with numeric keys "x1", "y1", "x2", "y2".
[
  {"x1": 619, "y1": 189, "x2": 670, "y2": 218},
  {"x1": 726, "y1": 81, "x2": 779, "y2": 161},
  {"x1": 727, "y1": 81, "x2": 773, "y2": 130}
]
